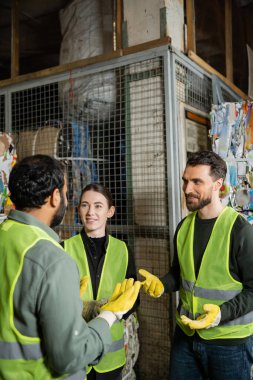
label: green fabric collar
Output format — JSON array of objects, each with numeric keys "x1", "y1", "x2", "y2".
[{"x1": 7, "y1": 209, "x2": 60, "y2": 242}]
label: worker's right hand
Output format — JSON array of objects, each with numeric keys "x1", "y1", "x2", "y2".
[
  {"x1": 101, "y1": 279, "x2": 141, "y2": 320},
  {"x1": 139, "y1": 269, "x2": 164, "y2": 297},
  {"x1": 82, "y1": 299, "x2": 107, "y2": 321}
]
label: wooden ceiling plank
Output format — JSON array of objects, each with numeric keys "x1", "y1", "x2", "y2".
[
  {"x1": 116, "y1": 0, "x2": 122, "y2": 50},
  {"x1": 186, "y1": 0, "x2": 196, "y2": 53}
]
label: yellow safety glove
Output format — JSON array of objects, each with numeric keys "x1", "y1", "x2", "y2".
[
  {"x1": 101, "y1": 279, "x2": 141, "y2": 320},
  {"x1": 181, "y1": 304, "x2": 221, "y2": 329},
  {"x1": 80, "y1": 275, "x2": 90, "y2": 298},
  {"x1": 139, "y1": 269, "x2": 164, "y2": 297},
  {"x1": 109, "y1": 278, "x2": 134, "y2": 302}
]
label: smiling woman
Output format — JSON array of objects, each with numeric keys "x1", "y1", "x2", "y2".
[
  {"x1": 78, "y1": 184, "x2": 115, "y2": 238},
  {"x1": 61, "y1": 183, "x2": 139, "y2": 380}
]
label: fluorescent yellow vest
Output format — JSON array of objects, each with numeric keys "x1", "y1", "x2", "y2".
[
  {"x1": 0, "y1": 219, "x2": 85, "y2": 380},
  {"x1": 176, "y1": 206, "x2": 253, "y2": 340},
  {"x1": 64, "y1": 234, "x2": 128, "y2": 373}
]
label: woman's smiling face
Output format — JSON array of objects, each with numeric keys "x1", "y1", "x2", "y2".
[{"x1": 79, "y1": 190, "x2": 115, "y2": 237}]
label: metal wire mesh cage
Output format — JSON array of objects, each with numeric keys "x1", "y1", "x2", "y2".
[{"x1": 0, "y1": 46, "x2": 242, "y2": 379}]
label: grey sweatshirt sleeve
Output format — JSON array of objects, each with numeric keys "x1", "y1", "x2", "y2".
[{"x1": 14, "y1": 240, "x2": 112, "y2": 375}]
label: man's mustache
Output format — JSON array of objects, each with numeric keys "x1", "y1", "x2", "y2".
[{"x1": 185, "y1": 193, "x2": 200, "y2": 200}]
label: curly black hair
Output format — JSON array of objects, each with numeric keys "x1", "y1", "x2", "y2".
[{"x1": 9, "y1": 154, "x2": 65, "y2": 210}]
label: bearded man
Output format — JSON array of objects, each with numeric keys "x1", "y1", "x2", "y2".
[{"x1": 140, "y1": 150, "x2": 253, "y2": 380}]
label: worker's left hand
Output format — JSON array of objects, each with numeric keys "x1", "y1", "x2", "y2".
[
  {"x1": 181, "y1": 304, "x2": 221, "y2": 329},
  {"x1": 101, "y1": 279, "x2": 141, "y2": 320},
  {"x1": 80, "y1": 275, "x2": 90, "y2": 298}
]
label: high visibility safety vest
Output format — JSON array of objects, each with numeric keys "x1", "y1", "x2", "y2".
[
  {"x1": 176, "y1": 206, "x2": 253, "y2": 340},
  {"x1": 0, "y1": 219, "x2": 86, "y2": 380},
  {"x1": 64, "y1": 234, "x2": 128, "y2": 373}
]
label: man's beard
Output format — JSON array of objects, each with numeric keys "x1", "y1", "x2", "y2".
[
  {"x1": 50, "y1": 192, "x2": 67, "y2": 228},
  {"x1": 185, "y1": 194, "x2": 212, "y2": 211}
]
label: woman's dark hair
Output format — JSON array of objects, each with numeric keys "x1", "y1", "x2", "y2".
[
  {"x1": 186, "y1": 151, "x2": 227, "y2": 181},
  {"x1": 9, "y1": 154, "x2": 65, "y2": 210},
  {"x1": 79, "y1": 183, "x2": 114, "y2": 208}
]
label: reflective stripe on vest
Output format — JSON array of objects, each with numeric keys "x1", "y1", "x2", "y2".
[
  {"x1": 64, "y1": 234, "x2": 128, "y2": 372},
  {"x1": 0, "y1": 219, "x2": 76, "y2": 379},
  {"x1": 106, "y1": 335, "x2": 125, "y2": 353},
  {"x1": 0, "y1": 341, "x2": 43, "y2": 360},
  {"x1": 176, "y1": 207, "x2": 253, "y2": 339},
  {"x1": 181, "y1": 278, "x2": 242, "y2": 301}
]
